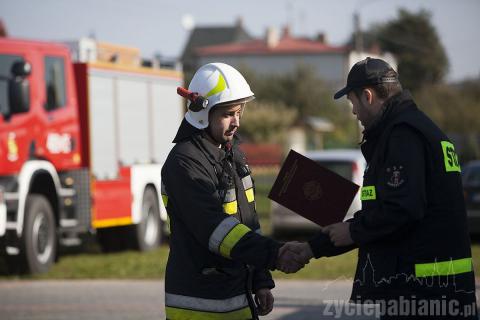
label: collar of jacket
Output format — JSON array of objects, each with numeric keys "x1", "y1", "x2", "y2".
[
  {"x1": 173, "y1": 117, "x2": 243, "y2": 164},
  {"x1": 196, "y1": 132, "x2": 228, "y2": 164},
  {"x1": 192, "y1": 132, "x2": 243, "y2": 166},
  {"x1": 363, "y1": 90, "x2": 417, "y2": 142},
  {"x1": 172, "y1": 118, "x2": 202, "y2": 143}
]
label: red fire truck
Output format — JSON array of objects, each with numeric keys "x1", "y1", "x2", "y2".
[{"x1": 0, "y1": 37, "x2": 183, "y2": 273}]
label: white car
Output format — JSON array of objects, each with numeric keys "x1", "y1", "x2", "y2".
[{"x1": 270, "y1": 149, "x2": 366, "y2": 236}]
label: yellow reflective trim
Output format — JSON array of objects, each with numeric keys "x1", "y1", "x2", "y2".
[
  {"x1": 165, "y1": 306, "x2": 251, "y2": 320},
  {"x1": 161, "y1": 194, "x2": 168, "y2": 207},
  {"x1": 223, "y1": 200, "x2": 237, "y2": 215},
  {"x1": 205, "y1": 73, "x2": 227, "y2": 98},
  {"x1": 360, "y1": 186, "x2": 376, "y2": 201},
  {"x1": 92, "y1": 217, "x2": 133, "y2": 229},
  {"x1": 441, "y1": 141, "x2": 461, "y2": 172},
  {"x1": 219, "y1": 224, "x2": 251, "y2": 258},
  {"x1": 245, "y1": 188, "x2": 254, "y2": 203},
  {"x1": 415, "y1": 257, "x2": 472, "y2": 277}
]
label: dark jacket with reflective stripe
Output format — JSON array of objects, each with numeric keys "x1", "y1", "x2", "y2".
[
  {"x1": 161, "y1": 128, "x2": 279, "y2": 318},
  {"x1": 309, "y1": 92, "x2": 477, "y2": 307}
]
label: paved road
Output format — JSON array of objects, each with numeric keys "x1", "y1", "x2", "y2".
[{"x1": 0, "y1": 280, "x2": 478, "y2": 320}]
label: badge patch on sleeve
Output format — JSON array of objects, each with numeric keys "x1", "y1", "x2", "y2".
[
  {"x1": 441, "y1": 141, "x2": 461, "y2": 172},
  {"x1": 386, "y1": 165, "x2": 405, "y2": 188}
]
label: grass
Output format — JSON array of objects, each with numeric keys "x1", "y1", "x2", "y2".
[
  {"x1": 2, "y1": 244, "x2": 478, "y2": 280},
  {"x1": 35, "y1": 247, "x2": 170, "y2": 279},
  {"x1": 1, "y1": 171, "x2": 479, "y2": 280}
]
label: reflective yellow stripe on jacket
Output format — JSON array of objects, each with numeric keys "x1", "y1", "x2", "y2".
[
  {"x1": 208, "y1": 216, "x2": 251, "y2": 258},
  {"x1": 415, "y1": 257, "x2": 473, "y2": 277},
  {"x1": 161, "y1": 181, "x2": 168, "y2": 207},
  {"x1": 165, "y1": 293, "x2": 251, "y2": 320},
  {"x1": 223, "y1": 188, "x2": 237, "y2": 215},
  {"x1": 242, "y1": 175, "x2": 255, "y2": 203}
]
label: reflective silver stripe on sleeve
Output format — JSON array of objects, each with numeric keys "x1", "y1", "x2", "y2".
[
  {"x1": 161, "y1": 181, "x2": 167, "y2": 194},
  {"x1": 224, "y1": 188, "x2": 236, "y2": 203},
  {"x1": 208, "y1": 216, "x2": 240, "y2": 254},
  {"x1": 165, "y1": 293, "x2": 249, "y2": 313},
  {"x1": 242, "y1": 175, "x2": 253, "y2": 190}
]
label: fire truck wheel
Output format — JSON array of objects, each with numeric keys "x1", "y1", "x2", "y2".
[
  {"x1": 132, "y1": 187, "x2": 161, "y2": 251},
  {"x1": 21, "y1": 194, "x2": 57, "y2": 274}
]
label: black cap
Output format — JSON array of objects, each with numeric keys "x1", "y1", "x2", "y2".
[{"x1": 334, "y1": 57, "x2": 398, "y2": 99}]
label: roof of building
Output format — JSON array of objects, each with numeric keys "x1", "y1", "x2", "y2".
[
  {"x1": 196, "y1": 28, "x2": 347, "y2": 56},
  {"x1": 181, "y1": 20, "x2": 253, "y2": 63}
]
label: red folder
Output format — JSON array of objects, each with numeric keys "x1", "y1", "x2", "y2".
[{"x1": 268, "y1": 150, "x2": 359, "y2": 227}]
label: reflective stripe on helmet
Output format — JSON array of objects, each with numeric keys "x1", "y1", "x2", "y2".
[{"x1": 205, "y1": 73, "x2": 227, "y2": 98}]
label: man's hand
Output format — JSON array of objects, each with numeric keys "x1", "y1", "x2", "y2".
[
  {"x1": 254, "y1": 288, "x2": 274, "y2": 316},
  {"x1": 323, "y1": 222, "x2": 354, "y2": 246},
  {"x1": 276, "y1": 241, "x2": 314, "y2": 273}
]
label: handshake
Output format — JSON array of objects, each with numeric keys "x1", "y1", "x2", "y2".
[
  {"x1": 275, "y1": 241, "x2": 314, "y2": 274},
  {"x1": 274, "y1": 221, "x2": 354, "y2": 273}
]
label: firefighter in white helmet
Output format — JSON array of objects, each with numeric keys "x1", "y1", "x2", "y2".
[{"x1": 161, "y1": 63, "x2": 305, "y2": 319}]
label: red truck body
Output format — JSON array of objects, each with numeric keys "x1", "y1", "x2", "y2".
[{"x1": 0, "y1": 37, "x2": 183, "y2": 273}]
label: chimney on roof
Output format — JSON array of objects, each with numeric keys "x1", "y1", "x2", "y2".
[
  {"x1": 282, "y1": 25, "x2": 291, "y2": 39},
  {"x1": 0, "y1": 19, "x2": 8, "y2": 37},
  {"x1": 236, "y1": 16, "x2": 244, "y2": 28},
  {"x1": 316, "y1": 33, "x2": 327, "y2": 44},
  {"x1": 265, "y1": 27, "x2": 279, "y2": 48}
]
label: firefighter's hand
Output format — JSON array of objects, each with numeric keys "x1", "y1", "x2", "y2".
[
  {"x1": 276, "y1": 242, "x2": 312, "y2": 273},
  {"x1": 323, "y1": 222, "x2": 354, "y2": 246},
  {"x1": 254, "y1": 288, "x2": 274, "y2": 316}
]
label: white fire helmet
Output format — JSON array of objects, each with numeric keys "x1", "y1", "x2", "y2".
[{"x1": 185, "y1": 63, "x2": 254, "y2": 129}]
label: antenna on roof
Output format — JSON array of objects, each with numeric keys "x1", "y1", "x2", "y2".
[{"x1": 286, "y1": 1, "x2": 294, "y2": 34}]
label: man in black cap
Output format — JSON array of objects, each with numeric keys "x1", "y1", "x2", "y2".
[{"x1": 287, "y1": 57, "x2": 478, "y2": 319}]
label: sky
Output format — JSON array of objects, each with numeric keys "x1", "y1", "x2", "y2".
[{"x1": 1, "y1": 0, "x2": 479, "y2": 82}]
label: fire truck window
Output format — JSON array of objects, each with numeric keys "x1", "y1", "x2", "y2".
[
  {"x1": 44, "y1": 56, "x2": 66, "y2": 111},
  {"x1": 0, "y1": 54, "x2": 24, "y2": 115}
]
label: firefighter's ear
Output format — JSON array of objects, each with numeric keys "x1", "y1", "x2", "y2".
[{"x1": 363, "y1": 88, "x2": 374, "y2": 105}]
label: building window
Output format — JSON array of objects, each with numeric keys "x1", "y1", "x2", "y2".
[{"x1": 44, "y1": 56, "x2": 66, "y2": 111}]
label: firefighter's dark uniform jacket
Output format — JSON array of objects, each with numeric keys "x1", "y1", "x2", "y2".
[
  {"x1": 309, "y1": 91, "x2": 477, "y2": 317},
  {"x1": 161, "y1": 120, "x2": 280, "y2": 320}
]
